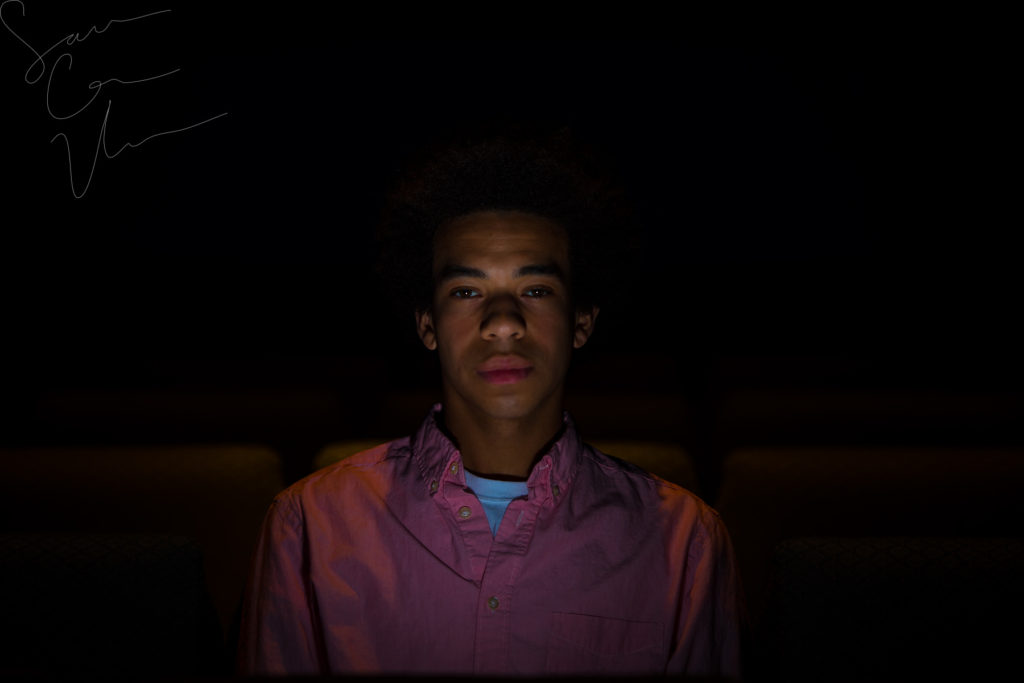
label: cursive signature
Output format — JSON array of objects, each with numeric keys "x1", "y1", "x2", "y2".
[
  {"x1": 1, "y1": 1, "x2": 228, "y2": 198},
  {"x1": 51, "y1": 100, "x2": 229, "y2": 199}
]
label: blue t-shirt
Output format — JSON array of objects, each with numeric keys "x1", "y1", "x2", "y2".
[{"x1": 464, "y1": 470, "x2": 529, "y2": 536}]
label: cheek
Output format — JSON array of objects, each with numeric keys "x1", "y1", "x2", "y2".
[
  {"x1": 432, "y1": 300, "x2": 469, "y2": 335},
  {"x1": 435, "y1": 316, "x2": 477, "y2": 364},
  {"x1": 534, "y1": 316, "x2": 576, "y2": 353}
]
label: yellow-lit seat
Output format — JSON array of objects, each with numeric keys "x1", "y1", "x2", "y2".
[
  {"x1": 313, "y1": 439, "x2": 395, "y2": 472},
  {"x1": 314, "y1": 439, "x2": 699, "y2": 493}
]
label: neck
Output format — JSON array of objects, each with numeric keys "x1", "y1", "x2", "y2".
[{"x1": 440, "y1": 400, "x2": 565, "y2": 479}]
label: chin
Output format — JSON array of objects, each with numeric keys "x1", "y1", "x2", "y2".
[
  {"x1": 477, "y1": 389, "x2": 561, "y2": 422},
  {"x1": 478, "y1": 398, "x2": 538, "y2": 421}
]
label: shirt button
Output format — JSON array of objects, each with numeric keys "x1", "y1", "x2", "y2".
[
  {"x1": 487, "y1": 596, "x2": 499, "y2": 610},
  {"x1": 429, "y1": 480, "x2": 438, "y2": 493},
  {"x1": 449, "y1": 462, "x2": 459, "y2": 475},
  {"x1": 458, "y1": 506, "x2": 472, "y2": 519}
]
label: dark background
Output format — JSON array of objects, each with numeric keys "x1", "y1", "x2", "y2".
[
  {"x1": 2, "y1": 5, "x2": 1019, "y2": 451},
  {"x1": 2, "y1": 6, "x2": 1021, "y2": 679}
]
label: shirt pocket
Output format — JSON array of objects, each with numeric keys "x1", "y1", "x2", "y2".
[{"x1": 545, "y1": 612, "x2": 665, "y2": 675}]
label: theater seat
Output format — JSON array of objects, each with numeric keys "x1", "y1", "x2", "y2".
[
  {"x1": 762, "y1": 537, "x2": 1024, "y2": 681},
  {"x1": 0, "y1": 445, "x2": 285, "y2": 643},
  {"x1": 0, "y1": 533, "x2": 221, "y2": 676},
  {"x1": 712, "y1": 448, "x2": 1024, "y2": 626},
  {"x1": 715, "y1": 447, "x2": 1024, "y2": 622}
]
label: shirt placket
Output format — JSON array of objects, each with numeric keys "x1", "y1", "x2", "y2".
[
  {"x1": 472, "y1": 457, "x2": 557, "y2": 675},
  {"x1": 439, "y1": 456, "x2": 493, "y2": 581}
]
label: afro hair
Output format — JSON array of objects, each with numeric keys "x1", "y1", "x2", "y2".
[{"x1": 375, "y1": 130, "x2": 630, "y2": 318}]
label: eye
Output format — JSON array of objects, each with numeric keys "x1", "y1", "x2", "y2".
[
  {"x1": 523, "y1": 286, "x2": 553, "y2": 298},
  {"x1": 450, "y1": 287, "x2": 479, "y2": 299}
]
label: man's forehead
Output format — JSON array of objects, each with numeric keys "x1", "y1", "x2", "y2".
[
  {"x1": 436, "y1": 262, "x2": 566, "y2": 284},
  {"x1": 433, "y1": 210, "x2": 569, "y2": 268}
]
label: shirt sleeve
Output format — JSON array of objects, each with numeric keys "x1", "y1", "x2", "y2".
[
  {"x1": 237, "y1": 493, "x2": 326, "y2": 675},
  {"x1": 669, "y1": 505, "x2": 745, "y2": 679}
]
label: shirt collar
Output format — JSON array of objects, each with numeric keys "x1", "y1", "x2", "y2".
[{"x1": 411, "y1": 403, "x2": 581, "y2": 502}]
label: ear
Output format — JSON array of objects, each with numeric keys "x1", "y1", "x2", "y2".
[
  {"x1": 415, "y1": 309, "x2": 438, "y2": 351},
  {"x1": 572, "y1": 306, "x2": 599, "y2": 349}
]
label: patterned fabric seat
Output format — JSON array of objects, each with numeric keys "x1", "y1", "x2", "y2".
[
  {"x1": 0, "y1": 533, "x2": 222, "y2": 676},
  {"x1": 762, "y1": 537, "x2": 1024, "y2": 681},
  {"x1": 0, "y1": 445, "x2": 285, "y2": 644},
  {"x1": 715, "y1": 447, "x2": 1024, "y2": 619}
]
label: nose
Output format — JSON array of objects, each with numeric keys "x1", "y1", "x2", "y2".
[{"x1": 480, "y1": 295, "x2": 525, "y2": 341}]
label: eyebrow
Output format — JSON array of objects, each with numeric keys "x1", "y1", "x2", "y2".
[{"x1": 437, "y1": 263, "x2": 565, "y2": 283}]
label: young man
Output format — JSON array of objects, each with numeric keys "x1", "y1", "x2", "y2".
[{"x1": 238, "y1": 137, "x2": 742, "y2": 677}]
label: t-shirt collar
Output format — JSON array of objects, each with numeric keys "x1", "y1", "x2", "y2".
[{"x1": 411, "y1": 403, "x2": 580, "y2": 499}]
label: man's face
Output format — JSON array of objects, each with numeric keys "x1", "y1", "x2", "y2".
[{"x1": 415, "y1": 210, "x2": 598, "y2": 424}]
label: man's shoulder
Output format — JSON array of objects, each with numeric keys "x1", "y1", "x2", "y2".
[
  {"x1": 578, "y1": 442, "x2": 690, "y2": 495},
  {"x1": 577, "y1": 443, "x2": 723, "y2": 525},
  {"x1": 275, "y1": 437, "x2": 414, "y2": 505}
]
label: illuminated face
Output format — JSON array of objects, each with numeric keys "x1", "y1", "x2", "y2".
[{"x1": 415, "y1": 211, "x2": 598, "y2": 424}]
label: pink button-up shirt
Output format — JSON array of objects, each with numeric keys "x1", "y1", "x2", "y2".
[{"x1": 238, "y1": 406, "x2": 742, "y2": 677}]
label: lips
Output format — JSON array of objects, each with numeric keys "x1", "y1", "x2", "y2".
[{"x1": 477, "y1": 356, "x2": 533, "y2": 384}]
